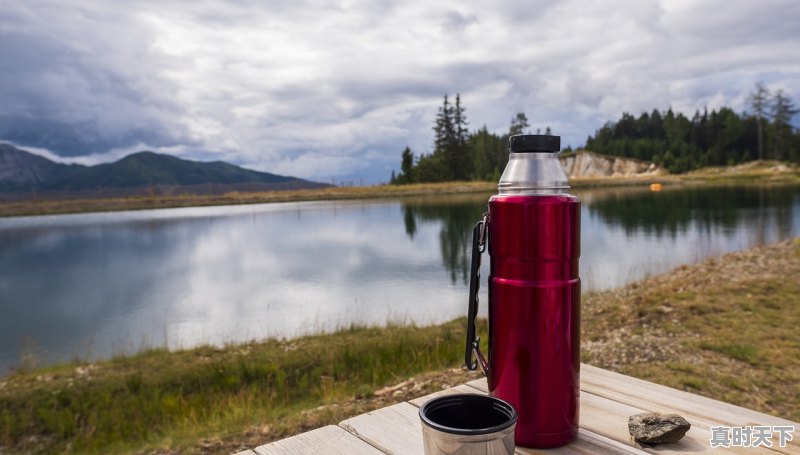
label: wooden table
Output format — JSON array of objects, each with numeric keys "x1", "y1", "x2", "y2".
[{"x1": 238, "y1": 364, "x2": 799, "y2": 454}]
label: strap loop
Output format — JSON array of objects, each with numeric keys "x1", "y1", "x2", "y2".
[{"x1": 465, "y1": 213, "x2": 489, "y2": 375}]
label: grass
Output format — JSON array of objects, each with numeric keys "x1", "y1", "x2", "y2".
[
  {"x1": 1, "y1": 239, "x2": 798, "y2": 453},
  {"x1": 2, "y1": 160, "x2": 798, "y2": 217},
  {"x1": 0, "y1": 182, "x2": 497, "y2": 218},
  {"x1": 699, "y1": 342, "x2": 760, "y2": 364},
  {"x1": 582, "y1": 237, "x2": 800, "y2": 421},
  {"x1": 0, "y1": 321, "x2": 483, "y2": 454}
]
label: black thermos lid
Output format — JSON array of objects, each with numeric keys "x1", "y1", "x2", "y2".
[{"x1": 509, "y1": 134, "x2": 560, "y2": 153}]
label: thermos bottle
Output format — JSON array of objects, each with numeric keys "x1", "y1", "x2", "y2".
[{"x1": 466, "y1": 134, "x2": 580, "y2": 448}]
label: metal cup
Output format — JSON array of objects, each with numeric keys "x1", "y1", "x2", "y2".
[{"x1": 419, "y1": 394, "x2": 517, "y2": 455}]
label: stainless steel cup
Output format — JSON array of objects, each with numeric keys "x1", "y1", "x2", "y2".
[{"x1": 419, "y1": 394, "x2": 517, "y2": 455}]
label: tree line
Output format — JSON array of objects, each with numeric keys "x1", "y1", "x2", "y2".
[
  {"x1": 584, "y1": 83, "x2": 798, "y2": 173},
  {"x1": 391, "y1": 94, "x2": 556, "y2": 184},
  {"x1": 392, "y1": 83, "x2": 798, "y2": 182}
]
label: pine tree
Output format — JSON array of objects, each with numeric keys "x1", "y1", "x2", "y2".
[
  {"x1": 454, "y1": 94, "x2": 468, "y2": 145},
  {"x1": 770, "y1": 90, "x2": 798, "y2": 160},
  {"x1": 452, "y1": 94, "x2": 470, "y2": 180},
  {"x1": 509, "y1": 112, "x2": 529, "y2": 136},
  {"x1": 433, "y1": 95, "x2": 454, "y2": 157},
  {"x1": 398, "y1": 146, "x2": 414, "y2": 183},
  {"x1": 748, "y1": 82, "x2": 770, "y2": 160},
  {"x1": 431, "y1": 94, "x2": 471, "y2": 180}
]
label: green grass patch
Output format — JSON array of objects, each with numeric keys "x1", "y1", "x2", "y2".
[
  {"x1": 680, "y1": 377, "x2": 708, "y2": 391},
  {"x1": 700, "y1": 342, "x2": 760, "y2": 364},
  {"x1": 0, "y1": 320, "x2": 480, "y2": 454}
]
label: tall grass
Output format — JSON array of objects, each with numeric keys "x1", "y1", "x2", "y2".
[{"x1": 0, "y1": 319, "x2": 475, "y2": 453}]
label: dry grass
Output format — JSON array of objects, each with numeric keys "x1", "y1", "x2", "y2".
[
  {"x1": 0, "y1": 182, "x2": 496, "y2": 218},
  {"x1": 2, "y1": 161, "x2": 798, "y2": 217},
  {"x1": 582, "y1": 237, "x2": 800, "y2": 421}
]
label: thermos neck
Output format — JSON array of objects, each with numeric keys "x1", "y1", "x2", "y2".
[{"x1": 498, "y1": 152, "x2": 570, "y2": 195}]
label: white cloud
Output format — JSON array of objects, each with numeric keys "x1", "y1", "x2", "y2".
[{"x1": 1, "y1": 0, "x2": 798, "y2": 183}]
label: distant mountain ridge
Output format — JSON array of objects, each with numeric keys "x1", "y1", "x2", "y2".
[
  {"x1": 0, "y1": 143, "x2": 326, "y2": 197},
  {"x1": 0, "y1": 144, "x2": 86, "y2": 189}
]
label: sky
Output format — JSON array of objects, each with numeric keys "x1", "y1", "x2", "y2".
[{"x1": 1, "y1": 0, "x2": 799, "y2": 184}]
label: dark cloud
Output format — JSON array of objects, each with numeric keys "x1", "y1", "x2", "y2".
[
  {"x1": 0, "y1": 19, "x2": 191, "y2": 156},
  {"x1": 0, "y1": 0, "x2": 798, "y2": 183}
]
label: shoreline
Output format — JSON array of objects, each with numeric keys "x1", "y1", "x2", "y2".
[
  {"x1": 1, "y1": 162, "x2": 798, "y2": 218},
  {"x1": 1, "y1": 237, "x2": 798, "y2": 454}
]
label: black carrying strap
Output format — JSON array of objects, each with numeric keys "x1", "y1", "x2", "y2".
[{"x1": 465, "y1": 213, "x2": 488, "y2": 375}]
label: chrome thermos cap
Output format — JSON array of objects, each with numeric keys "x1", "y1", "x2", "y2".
[{"x1": 499, "y1": 134, "x2": 569, "y2": 194}]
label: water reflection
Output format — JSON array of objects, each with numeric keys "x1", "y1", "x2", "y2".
[
  {"x1": 0, "y1": 185, "x2": 798, "y2": 372},
  {"x1": 399, "y1": 185, "x2": 800, "y2": 289},
  {"x1": 0, "y1": 200, "x2": 472, "y2": 372},
  {"x1": 586, "y1": 185, "x2": 798, "y2": 239},
  {"x1": 402, "y1": 195, "x2": 487, "y2": 284}
]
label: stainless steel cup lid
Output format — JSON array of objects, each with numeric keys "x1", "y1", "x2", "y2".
[{"x1": 419, "y1": 394, "x2": 518, "y2": 436}]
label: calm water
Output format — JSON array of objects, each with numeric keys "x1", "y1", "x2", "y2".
[{"x1": 1, "y1": 185, "x2": 799, "y2": 372}]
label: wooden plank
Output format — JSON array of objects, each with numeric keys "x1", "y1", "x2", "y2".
[
  {"x1": 233, "y1": 451, "x2": 257, "y2": 455},
  {"x1": 408, "y1": 384, "x2": 483, "y2": 407},
  {"x1": 468, "y1": 367, "x2": 799, "y2": 454},
  {"x1": 463, "y1": 380, "x2": 778, "y2": 454},
  {"x1": 465, "y1": 376, "x2": 488, "y2": 391},
  {"x1": 580, "y1": 364, "x2": 799, "y2": 454},
  {"x1": 257, "y1": 365, "x2": 798, "y2": 455},
  {"x1": 341, "y1": 398, "x2": 650, "y2": 454},
  {"x1": 254, "y1": 425, "x2": 384, "y2": 455},
  {"x1": 340, "y1": 402, "x2": 423, "y2": 455},
  {"x1": 408, "y1": 384, "x2": 645, "y2": 454},
  {"x1": 579, "y1": 390, "x2": 720, "y2": 454},
  {"x1": 581, "y1": 364, "x2": 799, "y2": 428},
  {"x1": 515, "y1": 428, "x2": 649, "y2": 455}
]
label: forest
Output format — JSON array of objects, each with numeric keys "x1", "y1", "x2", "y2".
[{"x1": 393, "y1": 83, "x2": 799, "y2": 182}]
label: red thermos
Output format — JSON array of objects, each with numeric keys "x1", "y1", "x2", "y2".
[{"x1": 466, "y1": 134, "x2": 580, "y2": 448}]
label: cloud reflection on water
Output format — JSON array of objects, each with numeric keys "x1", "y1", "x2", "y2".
[{"x1": 0, "y1": 185, "x2": 798, "y2": 371}]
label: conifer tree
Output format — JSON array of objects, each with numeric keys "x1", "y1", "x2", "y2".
[
  {"x1": 509, "y1": 113, "x2": 529, "y2": 136},
  {"x1": 451, "y1": 94, "x2": 470, "y2": 180},
  {"x1": 771, "y1": 89, "x2": 798, "y2": 160},
  {"x1": 434, "y1": 95, "x2": 454, "y2": 157},
  {"x1": 748, "y1": 82, "x2": 770, "y2": 160}
]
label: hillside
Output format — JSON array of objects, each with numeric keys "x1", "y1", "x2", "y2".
[
  {"x1": 53, "y1": 151, "x2": 297, "y2": 190},
  {"x1": 0, "y1": 144, "x2": 85, "y2": 189},
  {"x1": 0, "y1": 144, "x2": 326, "y2": 198}
]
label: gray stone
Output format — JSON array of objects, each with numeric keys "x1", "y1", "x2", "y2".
[{"x1": 628, "y1": 412, "x2": 691, "y2": 444}]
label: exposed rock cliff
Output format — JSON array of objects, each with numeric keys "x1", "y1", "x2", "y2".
[{"x1": 559, "y1": 150, "x2": 665, "y2": 178}]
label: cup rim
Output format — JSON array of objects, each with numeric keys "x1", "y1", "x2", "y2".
[{"x1": 419, "y1": 393, "x2": 518, "y2": 436}]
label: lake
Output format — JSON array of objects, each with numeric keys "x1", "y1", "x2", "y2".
[{"x1": 1, "y1": 184, "x2": 799, "y2": 373}]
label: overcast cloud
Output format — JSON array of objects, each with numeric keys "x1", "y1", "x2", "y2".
[{"x1": 1, "y1": 0, "x2": 799, "y2": 183}]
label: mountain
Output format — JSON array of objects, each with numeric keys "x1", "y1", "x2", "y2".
[
  {"x1": 52, "y1": 151, "x2": 300, "y2": 190},
  {"x1": 0, "y1": 143, "x2": 86, "y2": 190},
  {"x1": 0, "y1": 144, "x2": 326, "y2": 197}
]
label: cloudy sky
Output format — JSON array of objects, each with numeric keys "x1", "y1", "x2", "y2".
[{"x1": 1, "y1": 0, "x2": 799, "y2": 183}]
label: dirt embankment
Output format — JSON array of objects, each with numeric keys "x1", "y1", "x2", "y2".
[{"x1": 560, "y1": 150, "x2": 665, "y2": 178}]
